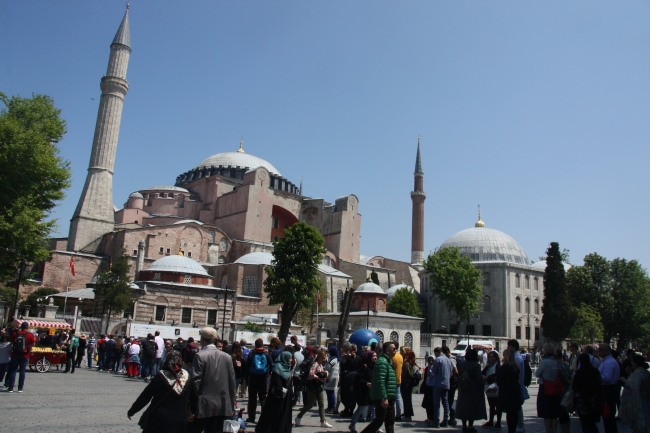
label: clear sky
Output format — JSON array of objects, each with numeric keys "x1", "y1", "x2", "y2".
[{"x1": 2, "y1": 1, "x2": 649, "y2": 268}]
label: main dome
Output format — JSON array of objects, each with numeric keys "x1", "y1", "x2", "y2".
[
  {"x1": 440, "y1": 226, "x2": 529, "y2": 265},
  {"x1": 195, "y1": 151, "x2": 281, "y2": 176}
]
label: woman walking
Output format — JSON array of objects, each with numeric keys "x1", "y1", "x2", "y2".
[
  {"x1": 422, "y1": 355, "x2": 436, "y2": 424},
  {"x1": 496, "y1": 349, "x2": 522, "y2": 433},
  {"x1": 535, "y1": 344, "x2": 571, "y2": 433},
  {"x1": 325, "y1": 346, "x2": 341, "y2": 413},
  {"x1": 256, "y1": 350, "x2": 295, "y2": 433},
  {"x1": 401, "y1": 349, "x2": 419, "y2": 422},
  {"x1": 456, "y1": 349, "x2": 487, "y2": 432},
  {"x1": 572, "y1": 353, "x2": 602, "y2": 433},
  {"x1": 113, "y1": 336, "x2": 124, "y2": 373},
  {"x1": 295, "y1": 348, "x2": 333, "y2": 428},
  {"x1": 349, "y1": 351, "x2": 376, "y2": 433},
  {"x1": 76, "y1": 334, "x2": 87, "y2": 368},
  {"x1": 231, "y1": 341, "x2": 245, "y2": 393},
  {"x1": 482, "y1": 350, "x2": 502, "y2": 428},
  {"x1": 620, "y1": 354, "x2": 650, "y2": 433}
]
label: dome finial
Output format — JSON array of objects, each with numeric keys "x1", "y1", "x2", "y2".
[
  {"x1": 475, "y1": 204, "x2": 485, "y2": 227},
  {"x1": 238, "y1": 136, "x2": 245, "y2": 153}
]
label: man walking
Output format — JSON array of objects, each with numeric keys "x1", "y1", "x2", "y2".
[
  {"x1": 63, "y1": 329, "x2": 79, "y2": 373},
  {"x1": 362, "y1": 341, "x2": 397, "y2": 433},
  {"x1": 153, "y1": 330, "x2": 164, "y2": 377},
  {"x1": 6, "y1": 322, "x2": 36, "y2": 392},
  {"x1": 598, "y1": 343, "x2": 620, "y2": 433},
  {"x1": 508, "y1": 339, "x2": 526, "y2": 433},
  {"x1": 392, "y1": 342, "x2": 404, "y2": 421},
  {"x1": 87, "y1": 333, "x2": 96, "y2": 369},
  {"x1": 442, "y1": 346, "x2": 459, "y2": 426},
  {"x1": 187, "y1": 327, "x2": 236, "y2": 433},
  {"x1": 430, "y1": 346, "x2": 454, "y2": 428},
  {"x1": 245, "y1": 338, "x2": 271, "y2": 423}
]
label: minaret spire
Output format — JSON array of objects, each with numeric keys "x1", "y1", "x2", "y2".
[
  {"x1": 410, "y1": 135, "x2": 426, "y2": 265},
  {"x1": 67, "y1": 9, "x2": 132, "y2": 251}
]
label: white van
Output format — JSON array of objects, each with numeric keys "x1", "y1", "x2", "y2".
[{"x1": 450, "y1": 339, "x2": 494, "y2": 358}]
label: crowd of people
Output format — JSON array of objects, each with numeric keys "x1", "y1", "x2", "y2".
[{"x1": 1, "y1": 318, "x2": 649, "y2": 433}]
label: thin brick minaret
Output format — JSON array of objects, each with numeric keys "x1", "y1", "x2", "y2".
[
  {"x1": 67, "y1": 8, "x2": 131, "y2": 251},
  {"x1": 410, "y1": 136, "x2": 426, "y2": 265}
]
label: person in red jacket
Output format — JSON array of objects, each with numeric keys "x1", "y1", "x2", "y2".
[{"x1": 6, "y1": 322, "x2": 36, "y2": 393}]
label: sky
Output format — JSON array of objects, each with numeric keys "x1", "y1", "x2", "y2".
[{"x1": 2, "y1": 1, "x2": 649, "y2": 268}]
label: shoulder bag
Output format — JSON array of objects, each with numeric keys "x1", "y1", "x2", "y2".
[{"x1": 138, "y1": 381, "x2": 176, "y2": 430}]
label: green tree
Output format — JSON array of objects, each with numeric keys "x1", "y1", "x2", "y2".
[
  {"x1": 370, "y1": 270, "x2": 380, "y2": 285},
  {"x1": 423, "y1": 247, "x2": 482, "y2": 330},
  {"x1": 93, "y1": 252, "x2": 133, "y2": 332},
  {"x1": 386, "y1": 286, "x2": 421, "y2": 317},
  {"x1": 243, "y1": 321, "x2": 263, "y2": 333},
  {"x1": 569, "y1": 303, "x2": 604, "y2": 345},
  {"x1": 609, "y1": 258, "x2": 650, "y2": 348},
  {"x1": 0, "y1": 286, "x2": 22, "y2": 303},
  {"x1": 264, "y1": 222, "x2": 326, "y2": 342},
  {"x1": 19, "y1": 287, "x2": 59, "y2": 316},
  {"x1": 541, "y1": 242, "x2": 576, "y2": 345},
  {"x1": 0, "y1": 93, "x2": 71, "y2": 281}
]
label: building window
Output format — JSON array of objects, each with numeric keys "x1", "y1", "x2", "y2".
[
  {"x1": 525, "y1": 275, "x2": 530, "y2": 289},
  {"x1": 187, "y1": 252, "x2": 192, "y2": 258},
  {"x1": 376, "y1": 330, "x2": 384, "y2": 344},
  {"x1": 525, "y1": 298, "x2": 530, "y2": 314},
  {"x1": 123, "y1": 302, "x2": 135, "y2": 319},
  {"x1": 219, "y1": 238, "x2": 227, "y2": 251},
  {"x1": 515, "y1": 326, "x2": 521, "y2": 339},
  {"x1": 154, "y1": 273, "x2": 161, "y2": 281},
  {"x1": 133, "y1": 249, "x2": 137, "y2": 256},
  {"x1": 208, "y1": 230, "x2": 215, "y2": 244},
  {"x1": 483, "y1": 272, "x2": 491, "y2": 287},
  {"x1": 390, "y1": 331, "x2": 399, "y2": 344},
  {"x1": 337, "y1": 290, "x2": 343, "y2": 313},
  {"x1": 166, "y1": 248, "x2": 171, "y2": 255},
  {"x1": 272, "y1": 217, "x2": 280, "y2": 229},
  {"x1": 535, "y1": 327, "x2": 540, "y2": 341},
  {"x1": 534, "y1": 299, "x2": 540, "y2": 314},
  {"x1": 483, "y1": 295, "x2": 491, "y2": 312},
  {"x1": 181, "y1": 308, "x2": 192, "y2": 324},
  {"x1": 207, "y1": 309, "x2": 217, "y2": 325},
  {"x1": 482, "y1": 325, "x2": 492, "y2": 336},
  {"x1": 177, "y1": 195, "x2": 184, "y2": 208},
  {"x1": 515, "y1": 296, "x2": 521, "y2": 313},
  {"x1": 404, "y1": 332, "x2": 413, "y2": 349},
  {"x1": 243, "y1": 275, "x2": 258, "y2": 296},
  {"x1": 450, "y1": 324, "x2": 458, "y2": 334},
  {"x1": 515, "y1": 274, "x2": 521, "y2": 288},
  {"x1": 218, "y1": 256, "x2": 226, "y2": 264},
  {"x1": 220, "y1": 275, "x2": 228, "y2": 288},
  {"x1": 534, "y1": 277, "x2": 539, "y2": 290},
  {"x1": 378, "y1": 300, "x2": 384, "y2": 310},
  {"x1": 466, "y1": 324, "x2": 475, "y2": 335},
  {"x1": 159, "y1": 247, "x2": 164, "y2": 254},
  {"x1": 184, "y1": 275, "x2": 191, "y2": 284},
  {"x1": 525, "y1": 326, "x2": 531, "y2": 340},
  {"x1": 353, "y1": 299, "x2": 359, "y2": 310},
  {"x1": 155, "y1": 306, "x2": 166, "y2": 322}
]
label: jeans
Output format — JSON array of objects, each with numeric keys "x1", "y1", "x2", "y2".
[
  {"x1": 6, "y1": 357, "x2": 28, "y2": 390},
  {"x1": 449, "y1": 386, "x2": 458, "y2": 421},
  {"x1": 487, "y1": 396, "x2": 502, "y2": 425},
  {"x1": 87, "y1": 348, "x2": 94, "y2": 368},
  {"x1": 98, "y1": 351, "x2": 106, "y2": 370},
  {"x1": 75, "y1": 347, "x2": 84, "y2": 367},
  {"x1": 326, "y1": 389, "x2": 336, "y2": 410},
  {"x1": 65, "y1": 350, "x2": 76, "y2": 372},
  {"x1": 395, "y1": 384, "x2": 403, "y2": 418},
  {"x1": 361, "y1": 399, "x2": 395, "y2": 433},
  {"x1": 151, "y1": 358, "x2": 161, "y2": 377},
  {"x1": 185, "y1": 415, "x2": 228, "y2": 433},
  {"x1": 297, "y1": 386, "x2": 327, "y2": 423},
  {"x1": 517, "y1": 406, "x2": 524, "y2": 430},
  {"x1": 247, "y1": 374, "x2": 268, "y2": 421},
  {"x1": 140, "y1": 357, "x2": 152, "y2": 378},
  {"x1": 351, "y1": 405, "x2": 369, "y2": 426},
  {"x1": 432, "y1": 386, "x2": 449, "y2": 425}
]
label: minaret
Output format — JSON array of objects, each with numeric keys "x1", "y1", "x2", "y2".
[
  {"x1": 67, "y1": 7, "x2": 131, "y2": 251},
  {"x1": 410, "y1": 136, "x2": 426, "y2": 265}
]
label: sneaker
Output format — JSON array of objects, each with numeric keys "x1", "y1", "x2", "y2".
[
  {"x1": 440, "y1": 422, "x2": 449, "y2": 427},
  {"x1": 6, "y1": 389, "x2": 14, "y2": 393},
  {"x1": 321, "y1": 422, "x2": 333, "y2": 429},
  {"x1": 17, "y1": 389, "x2": 23, "y2": 393},
  {"x1": 349, "y1": 425, "x2": 358, "y2": 433},
  {"x1": 395, "y1": 416, "x2": 403, "y2": 421},
  {"x1": 294, "y1": 417, "x2": 301, "y2": 427}
]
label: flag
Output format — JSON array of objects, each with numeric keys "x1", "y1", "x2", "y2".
[
  {"x1": 317, "y1": 290, "x2": 321, "y2": 307},
  {"x1": 69, "y1": 256, "x2": 75, "y2": 276}
]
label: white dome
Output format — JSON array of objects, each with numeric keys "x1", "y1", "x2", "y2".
[
  {"x1": 386, "y1": 284, "x2": 411, "y2": 300},
  {"x1": 441, "y1": 226, "x2": 529, "y2": 265},
  {"x1": 145, "y1": 255, "x2": 209, "y2": 276},
  {"x1": 142, "y1": 185, "x2": 189, "y2": 193},
  {"x1": 129, "y1": 192, "x2": 143, "y2": 198},
  {"x1": 196, "y1": 151, "x2": 281, "y2": 176},
  {"x1": 356, "y1": 281, "x2": 385, "y2": 295},
  {"x1": 234, "y1": 252, "x2": 274, "y2": 265}
]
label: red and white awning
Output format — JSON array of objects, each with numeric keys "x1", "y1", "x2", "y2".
[{"x1": 24, "y1": 319, "x2": 72, "y2": 329}]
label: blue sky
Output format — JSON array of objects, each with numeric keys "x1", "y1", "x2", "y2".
[{"x1": 2, "y1": 1, "x2": 649, "y2": 268}]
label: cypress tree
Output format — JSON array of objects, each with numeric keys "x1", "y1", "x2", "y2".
[{"x1": 540, "y1": 242, "x2": 576, "y2": 345}]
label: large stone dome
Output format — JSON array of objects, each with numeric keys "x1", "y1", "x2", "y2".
[
  {"x1": 145, "y1": 255, "x2": 210, "y2": 276},
  {"x1": 440, "y1": 222, "x2": 529, "y2": 265},
  {"x1": 195, "y1": 151, "x2": 281, "y2": 176}
]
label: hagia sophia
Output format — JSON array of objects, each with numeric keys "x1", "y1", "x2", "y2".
[{"x1": 20, "y1": 8, "x2": 551, "y2": 351}]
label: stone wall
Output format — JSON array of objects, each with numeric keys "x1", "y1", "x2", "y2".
[{"x1": 35, "y1": 251, "x2": 108, "y2": 295}]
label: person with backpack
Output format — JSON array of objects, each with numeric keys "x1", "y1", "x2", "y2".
[
  {"x1": 75, "y1": 334, "x2": 87, "y2": 368},
  {"x1": 182, "y1": 337, "x2": 199, "y2": 371},
  {"x1": 6, "y1": 321, "x2": 36, "y2": 393},
  {"x1": 63, "y1": 329, "x2": 79, "y2": 373},
  {"x1": 104, "y1": 334, "x2": 116, "y2": 372},
  {"x1": 456, "y1": 348, "x2": 487, "y2": 432},
  {"x1": 127, "y1": 338, "x2": 141, "y2": 378},
  {"x1": 295, "y1": 348, "x2": 333, "y2": 429},
  {"x1": 141, "y1": 334, "x2": 158, "y2": 381},
  {"x1": 245, "y1": 338, "x2": 272, "y2": 423},
  {"x1": 430, "y1": 344, "x2": 454, "y2": 428},
  {"x1": 96, "y1": 334, "x2": 106, "y2": 371}
]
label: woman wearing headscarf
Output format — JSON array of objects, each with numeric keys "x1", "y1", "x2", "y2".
[
  {"x1": 348, "y1": 350, "x2": 376, "y2": 433},
  {"x1": 456, "y1": 348, "x2": 487, "y2": 432},
  {"x1": 496, "y1": 349, "x2": 522, "y2": 433},
  {"x1": 620, "y1": 354, "x2": 650, "y2": 433},
  {"x1": 256, "y1": 350, "x2": 295, "y2": 433},
  {"x1": 324, "y1": 346, "x2": 341, "y2": 413},
  {"x1": 572, "y1": 352, "x2": 603, "y2": 433},
  {"x1": 127, "y1": 351, "x2": 192, "y2": 433},
  {"x1": 482, "y1": 350, "x2": 502, "y2": 428}
]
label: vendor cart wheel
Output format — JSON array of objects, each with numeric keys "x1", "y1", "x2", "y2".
[{"x1": 35, "y1": 357, "x2": 51, "y2": 373}]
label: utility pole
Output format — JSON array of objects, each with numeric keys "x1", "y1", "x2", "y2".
[{"x1": 11, "y1": 260, "x2": 25, "y2": 322}]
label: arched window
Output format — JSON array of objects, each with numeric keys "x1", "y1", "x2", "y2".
[
  {"x1": 219, "y1": 238, "x2": 227, "y2": 251},
  {"x1": 483, "y1": 295, "x2": 492, "y2": 312},
  {"x1": 176, "y1": 195, "x2": 185, "y2": 208},
  {"x1": 404, "y1": 332, "x2": 413, "y2": 349},
  {"x1": 390, "y1": 331, "x2": 399, "y2": 344},
  {"x1": 376, "y1": 330, "x2": 384, "y2": 344},
  {"x1": 525, "y1": 275, "x2": 530, "y2": 290},
  {"x1": 515, "y1": 274, "x2": 521, "y2": 288},
  {"x1": 243, "y1": 275, "x2": 258, "y2": 296},
  {"x1": 516, "y1": 296, "x2": 521, "y2": 313},
  {"x1": 534, "y1": 299, "x2": 540, "y2": 314},
  {"x1": 378, "y1": 300, "x2": 384, "y2": 310},
  {"x1": 220, "y1": 275, "x2": 228, "y2": 288},
  {"x1": 353, "y1": 299, "x2": 359, "y2": 310},
  {"x1": 483, "y1": 272, "x2": 491, "y2": 287},
  {"x1": 337, "y1": 290, "x2": 343, "y2": 313},
  {"x1": 534, "y1": 277, "x2": 539, "y2": 291},
  {"x1": 208, "y1": 230, "x2": 215, "y2": 244},
  {"x1": 525, "y1": 298, "x2": 530, "y2": 314},
  {"x1": 218, "y1": 256, "x2": 226, "y2": 264}
]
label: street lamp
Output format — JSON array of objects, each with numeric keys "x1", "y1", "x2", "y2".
[{"x1": 517, "y1": 314, "x2": 540, "y2": 352}]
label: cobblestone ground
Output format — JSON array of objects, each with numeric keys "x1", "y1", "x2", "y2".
[{"x1": 0, "y1": 367, "x2": 634, "y2": 433}]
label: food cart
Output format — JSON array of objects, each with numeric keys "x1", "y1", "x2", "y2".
[{"x1": 24, "y1": 319, "x2": 71, "y2": 373}]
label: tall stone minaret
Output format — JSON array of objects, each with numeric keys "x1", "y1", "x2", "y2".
[
  {"x1": 67, "y1": 8, "x2": 131, "y2": 251},
  {"x1": 410, "y1": 136, "x2": 426, "y2": 265}
]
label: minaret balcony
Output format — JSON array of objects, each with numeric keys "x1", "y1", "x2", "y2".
[{"x1": 410, "y1": 191, "x2": 427, "y2": 198}]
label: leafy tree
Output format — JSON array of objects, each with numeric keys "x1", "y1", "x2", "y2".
[
  {"x1": 386, "y1": 286, "x2": 420, "y2": 317},
  {"x1": 93, "y1": 252, "x2": 133, "y2": 332},
  {"x1": 243, "y1": 321, "x2": 263, "y2": 333},
  {"x1": 370, "y1": 270, "x2": 380, "y2": 285},
  {"x1": 609, "y1": 258, "x2": 650, "y2": 348},
  {"x1": 423, "y1": 247, "x2": 482, "y2": 330},
  {"x1": 19, "y1": 287, "x2": 59, "y2": 316},
  {"x1": 541, "y1": 242, "x2": 576, "y2": 345},
  {"x1": 0, "y1": 286, "x2": 22, "y2": 304},
  {"x1": 264, "y1": 222, "x2": 326, "y2": 342},
  {"x1": 569, "y1": 304, "x2": 604, "y2": 345},
  {"x1": 0, "y1": 93, "x2": 71, "y2": 281}
]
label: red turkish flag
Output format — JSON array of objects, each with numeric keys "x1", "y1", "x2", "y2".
[{"x1": 69, "y1": 256, "x2": 75, "y2": 276}]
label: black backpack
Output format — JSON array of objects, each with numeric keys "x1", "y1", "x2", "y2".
[
  {"x1": 298, "y1": 356, "x2": 314, "y2": 383},
  {"x1": 13, "y1": 332, "x2": 27, "y2": 354},
  {"x1": 144, "y1": 341, "x2": 157, "y2": 358}
]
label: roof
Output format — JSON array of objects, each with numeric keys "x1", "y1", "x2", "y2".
[
  {"x1": 142, "y1": 185, "x2": 189, "y2": 193},
  {"x1": 415, "y1": 142, "x2": 423, "y2": 174},
  {"x1": 318, "y1": 264, "x2": 351, "y2": 278},
  {"x1": 129, "y1": 192, "x2": 143, "y2": 198},
  {"x1": 24, "y1": 319, "x2": 71, "y2": 329},
  {"x1": 234, "y1": 251, "x2": 274, "y2": 265},
  {"x1": 386, "y1": 284, "x2": 411, "y2": 300},
  {"x1": 48, "y1": 288, "x2": 95, "y2": 300},
  {"x1": 355, "y1": 281, "x2": 385, "y2": 295},
  {"x1": 112, "y1": 9, "x2": 130, "y2": 48},
  {"x1": 144, "y1": 255, "x2": 210, "y2": 276},
  {"x1": 172, "y1": 219, "x2": 204, "y2": 225},
  {"x1": 196, "y1": 151, "x2": 281, "y2": 176},
  {"x1": 440, "y1": 225, "x2": 529, "y2": 265},
  {"x1": 318, "y1": 311, "x2": 424, "y2": 321}
]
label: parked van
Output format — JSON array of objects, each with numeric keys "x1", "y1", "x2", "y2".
[{"x1": 451, "y1": 339, "x2": 494, "y2": 358}]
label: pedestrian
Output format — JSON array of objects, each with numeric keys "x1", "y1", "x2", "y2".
[
  {"x1": 497, "y1": 349, "x2": 523, "y2": 433},
  {"x1": 431, "y1": 345, "x2": 454, "y2": 428},
  {"x1": 87, "y1": 333, "x2": 96, "y2": 369},
  {"x1": 400, "y1": 349, "x2": 420, "y2": 422},
  {"x1": 245, "y1": 338, "x2": 271, "y2": 423},
  {"x1": 240, "y1": 339, "x2": 250, "y2": 399},
  {"x1": 231, "y1": 341, "x2": 245, "y2": 394},
  {"x1": 568, "y1": 342, "x2": 579, "y2": 373},
  {"x1": 103, "y1": 334, "x2": 115, "y2": 372},
  {"x1": 182, "y1": 337, "x2": 199, "y2": 371},
  {"x1": 456, "y1": 348, "x2": 487, "y2": 432},
  {"x1": 583, "y1": 346, "x2": 601, "y2": 369},
  {"x1": 619, "y1": 354, "x2": 650, "y2": 433},
  {"x1": 291, "y1": 342, "x2": 305, "y2": 407},
  {"x1": 572, "y1": 353, "x2": 603, "y2": 433},
  {"x1": 269, "y1": 337, "x2": 283, "y2": 364},
  {"x1": 0, "y1": 334, "x2": 11, "y2": 391},
  {"x1": 75, "y1": 333, "x2": 87, "y2": 368},
  {"x1": 443, "y1": 345, "x2": 460, "y2": 426},
  {"x1": 325, "y1": 345, "x2": 341, "y2": 413},
  {"x1": 127, "y1": 338, "x2": 141, "y2": 378},
  {"x1": 340, "y1": 343, "x2": 362, "y2": 416},
  {"x1": 128, "y1": 350, "x2": 192, "y2": 433},
  {"x1": 187, "y1": 326, "x2": 237, "y2": 433},
  {"x1": 422, "y1": 354, "x2": 436, "y2": 424},
  {"x1": 598, "y1": 343, "x2": 621, "y2": 433},
  {"x1": 63, "y1": 328, "x2": 79, "y2": 373},
  {"x1": 113, "y1": 336, "x2": 124, "y2": 373},
  {"x1": 392, "y1": 341, "x2": 404, "y2": 421},
  {"x1": 482, "y1": 350, "x2": 502, "y2": 428},
  {"x1": 508, "y1": 339, "x2": 527, "y2": 433},
  {"x1": 255, "y1": 350, "x2": 295, "y2": 433},
  {"x1": 349, "y1": 350, "x2": 376, "y2": 433},
  {"x1": 535, "y1": 343, "x2": 571, "y2": 433},
  {"x1": 153, "y1": 330, "x2": 164, "y2": 377},
  {"x1": 5, "y1": 321, "x2": 36, "y2": 392},
  {"x1": 141, "y1": 334, "x2": 158, "y2": 380},
  {"x1": 359, "y1": 341, "x2": 397, "y2": 433},
  {"x1": 295, "y1": 347, "x2": 333, "y2": 428}
]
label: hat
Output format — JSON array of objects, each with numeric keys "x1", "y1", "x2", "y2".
[
  {"x1": 21, "y1": 322, "x2": 29, "y2": 329},
  {"x1": 199, "y1": 327, "x2": 218, "y2": 341},
  {"x1": 80, "y1": 334, "x2": 87, "y2": 339},
  {"x1": 108, "y1": 334, "x2": 114, "y2": 338}
]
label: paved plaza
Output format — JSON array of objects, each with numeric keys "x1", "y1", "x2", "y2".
[{"x1": 0, "y1": 367, "x2": 634, "y2": 433}]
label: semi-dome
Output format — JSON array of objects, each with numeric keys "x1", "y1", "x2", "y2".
[
  {"x1": 440, "y1": 219, "x2": 529, "y2": 265},
  {"x1": 129, "y1": 192, "x2": 143, "y2": 198},
  {"x1": 142, "y1": 185, "x2": 189, "y2": 193},
  {"x1": 196, "y1": 151, "x2": 281, "y2": 176},
  {"x1": 145, "y1": 255, "x2": 209, "y2": 276},
  {"x1": 356, "y1": 281, "x2": 385, "y2": 295},
  {"x1": 234, "y1": 252, "x2": 274, "y2": 265},
  {"x1": 386, "y1": 284, "x2": 412, "y2": 300}
]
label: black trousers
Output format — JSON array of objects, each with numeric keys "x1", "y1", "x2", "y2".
[
  {"x1": 185, "y1": 416, "x2": 228, "y2": 433},
  {"x1": 578, "y1": 415, "x2": 599, "y2": 433},
  {"x1": 602, "y1": 384, "x2": 618, "y2": 433},
  {"x1": 505, "y1": 410, "x2": 519, "y2": 433},
  {"x1": 448, "y1": 386, "x2": 458, "y2": 420},
  {"x1": 247, "y1": 374, "x2": 268, "y2": 420},
  {"x1": 65, "y1": 350, "x2": 76, "y2": 372},
  {"x1": 361, "y1": 399, "x2": 395, "y2": 433},
  {"x1": 487, "y1": 396, "x2": 502, "y2": 424}
]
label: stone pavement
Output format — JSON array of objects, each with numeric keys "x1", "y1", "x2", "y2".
[{"x1": 0, "y1": 367, "x2": 634, "y2": 433}]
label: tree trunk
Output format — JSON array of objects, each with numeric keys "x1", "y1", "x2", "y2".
[
  {"x1": 337, "y1": 289, "x2": 354, "y2": 350},
  {"x1": 278, "y1": 303, "x2": 298, "y2": 343},
  {"x1": 104, "y1": 305, "x2": 112, "y2": 334}
]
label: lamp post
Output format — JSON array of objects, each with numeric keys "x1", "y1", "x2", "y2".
[
  {"x1": 518, "y1": 314, "x2": 539, "y2": 352},
  {"x1": 11, "y1": 260, "x2": 26, "y2": 322},
  {"x1": 465, "y1": 311, "x2": 480, "y2": 350}
]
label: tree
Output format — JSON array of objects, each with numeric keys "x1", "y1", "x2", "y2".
[
  {"x1": 370, "y1": 270, "x2": 380, "y2": 285},
  {"x1": 264, "y1": 222, "x2": 326, "y2": 342},
  {"x1": 0, "y1": 93, "x2": 71, "y2": 281},
  {"x1": 93, "y1": 252, "x2": 133, "y2": 332},
  {"x1": 386, "y1": 286, "x2": 420, "y2": 317},
  {"x1": 336, "y1": 287, "x2": 355, "y2": 350},
  {"x1": 609, "y1": 258, "x2": 650, "y2": 349},
  {"x1": 541, "y1": 242, "x2": 576, "y2": 345},
  {"x1": 243, "y1": 321, "x2": 263, "y2": 333},
  {"x1": 423, "y1": 247, "x2": 482, "y2": 330},
  {"x1": 19, "y1": 287, "x2": 59, "y2": 317},
  {"x1": 569, "y1": 304, "x2": 604, "y2": 345}
]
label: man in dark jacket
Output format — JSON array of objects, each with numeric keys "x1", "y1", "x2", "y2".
[
  {"x1": 363, "y1": 341, "x2": 397, "y2": 433},
  {"x1": 6, "y1": 321, "x2": 36, "y2": 392},
  {"x1": 244, "y1": 338, "x2": 271, "y2": 423},
  {"x1": 103, "y1": 334, "x2": 115, "y2": 372}
]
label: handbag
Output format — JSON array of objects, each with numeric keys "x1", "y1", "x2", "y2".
[
  {"x1": 600, "y1": 386, "x2": 611, "y2": 418},
  {"x1": 561, "y1": 388, "x2": 574, "y2": 412},
  {"x1": 485, "y1": 383, "x2": 499, "y2": 398},
  {"x1": 521, "y1": 384, "x2": 530, "y2": 401},
  {"x1": 223, "y1": 420, "x2": 240, "y2": 433},
  {"x1": 544, "y1": 362, "x2": 565, "y2": 396}
]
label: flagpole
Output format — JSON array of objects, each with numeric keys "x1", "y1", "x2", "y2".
[{"x1": 63, "y1": 258, "x2": 71, "y2": 320}]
